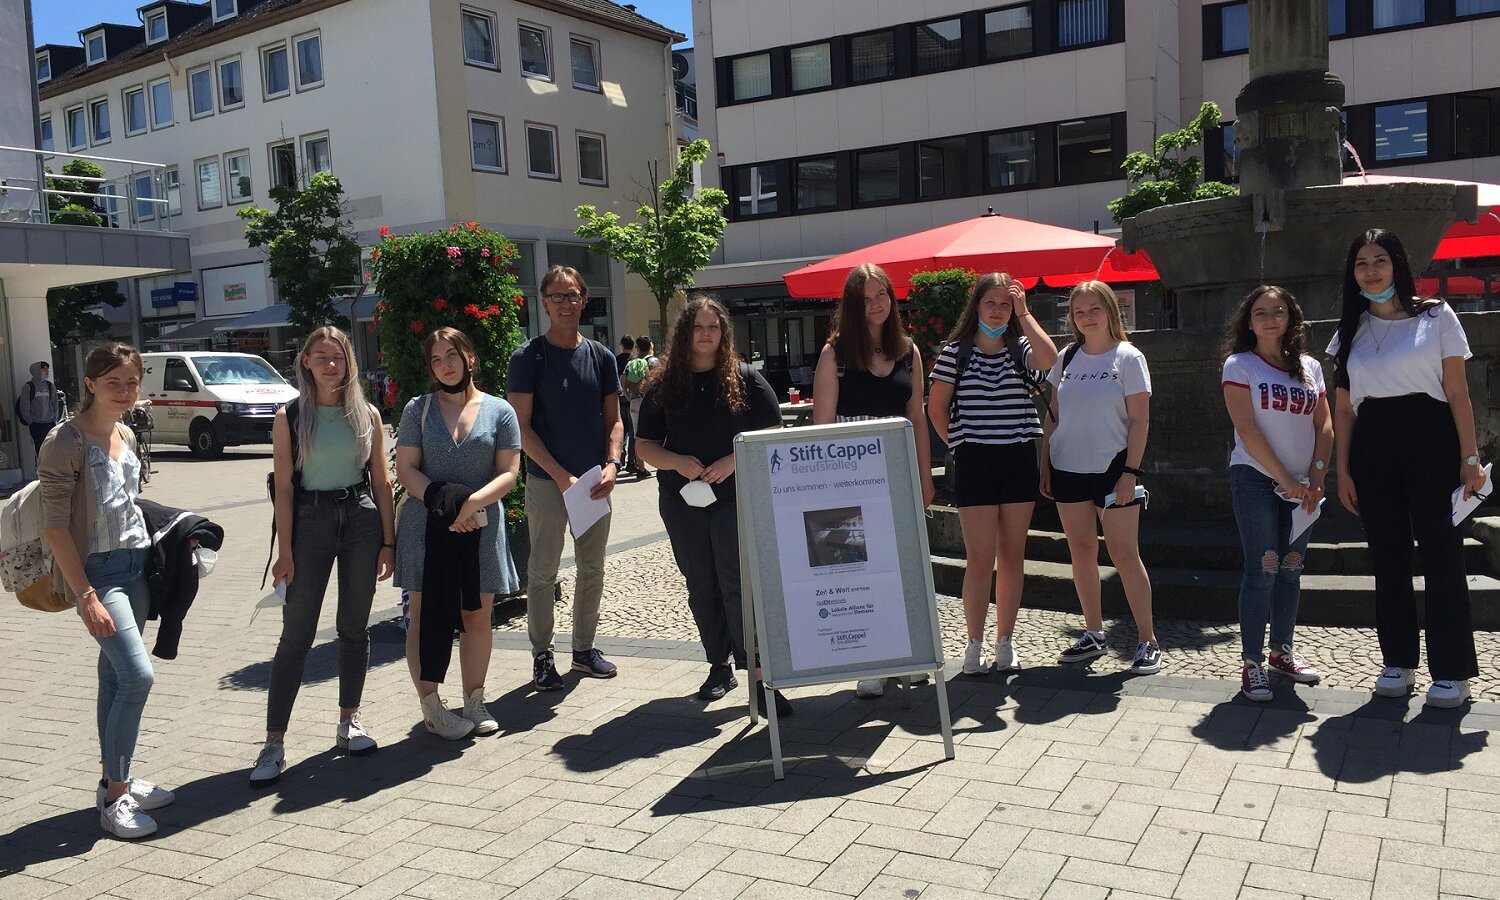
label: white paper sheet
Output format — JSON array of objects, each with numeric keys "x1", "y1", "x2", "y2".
[
  {"x1": 563, "y1": 465, "x2": 611, "y2": 538},
  {"x1": 1289, "y1": 497, "x2": 1323, "y2": 544},
  {"x1": 1450, "y1": 462, "x2": 1493, "y2": 526}
]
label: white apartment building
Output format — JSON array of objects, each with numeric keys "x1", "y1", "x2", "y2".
[
  {"x1": 36, "y1": 0, "x2": 682, "y2": 363},
  {"x1": 691, "y1": 0, "x2": 1500, "y2": 390}
]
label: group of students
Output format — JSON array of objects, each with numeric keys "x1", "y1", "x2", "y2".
[{"x1": 38, "y1": 230, "x2": 1486, "y2": 842}]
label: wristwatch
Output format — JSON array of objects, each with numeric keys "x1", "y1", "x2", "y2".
[
  {"x1": 1464, "y1": 454, "x2": 1481, "y2": 466},
  {"x1": 606, "y1": 458, "x2": 623, "y2": 469},
  {"x1": 1312, "y1": 459, "x2": 1328, "y2": 471}
]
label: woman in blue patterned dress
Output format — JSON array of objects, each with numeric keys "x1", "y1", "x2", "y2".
[{"x1": 395, "y1": 327, "x2": 522, "y2": 739}]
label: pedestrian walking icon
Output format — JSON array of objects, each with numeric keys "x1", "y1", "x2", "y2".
[{"x1": 770, "y1": 449, "x2": 782, "y2": 473}]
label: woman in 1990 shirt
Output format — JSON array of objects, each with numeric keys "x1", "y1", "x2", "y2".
[
  {"x1": 928, "y1": 273, "x2": 1058, "y2": 676},
  {"x1": 1222, "y1": 286, "x2": 1332, "y2": 702},
  {"x1": 1329, "y1": 228, "x2": 1485, "y2": 708}
]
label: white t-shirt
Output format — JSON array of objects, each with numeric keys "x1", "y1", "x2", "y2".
[
  {"x1": 1222, "y1": 352, "x2": 1326, "y2": 481},
  {"x1": 1326, "y1": 304, "x2": 1471, "y2": 412},
  {"x1": 1046, "y1": 342, "x2": 1151, "y2": 474}
]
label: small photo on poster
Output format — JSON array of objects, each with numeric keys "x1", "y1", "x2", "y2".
[{"x1": 803, "y1": 506, "x2": 867, "y2": 567}]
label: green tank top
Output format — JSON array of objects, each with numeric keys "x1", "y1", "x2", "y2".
[{"x1": 299, "y1": 404, "x2": 366, "y2": 490}]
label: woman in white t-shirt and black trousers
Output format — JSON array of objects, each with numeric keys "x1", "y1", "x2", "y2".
[
  {"x1": 1040, "y1": 281, "x2": 1160, "y2": 674},
  {"x1": 1221, "y1": 285, "x2": 1332, "y2": 702},
  {"x1": 929, "y1": 273, "x2": 1059, "y2": 675},
  {"x1": 1329, "y1": 228, "x2": 1486, "y2": 708}
]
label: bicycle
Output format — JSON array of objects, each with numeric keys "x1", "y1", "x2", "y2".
[{"x1": 123, "y1": 402, "x2": 154, "y2": 486}]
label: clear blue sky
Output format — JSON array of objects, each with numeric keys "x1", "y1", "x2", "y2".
[{"x1": 32, "y1": 0, "x2": 692, "y2": 47}]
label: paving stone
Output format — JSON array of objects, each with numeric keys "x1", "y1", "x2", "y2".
[
  {"x1": 990, "y1": 849, "x2": 1067, "y2": 900},
  {"x1": 1173, "y1": 854, "x2": 1249, "y2": 900}
]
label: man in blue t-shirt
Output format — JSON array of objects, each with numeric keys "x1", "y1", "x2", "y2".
[{"x1": 507, "y1": 265, "x2": 624, "y2": 692}]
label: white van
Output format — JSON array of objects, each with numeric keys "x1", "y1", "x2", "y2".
[{"x1": 140, "y1": 352, "x2": 297, "y2": 457}]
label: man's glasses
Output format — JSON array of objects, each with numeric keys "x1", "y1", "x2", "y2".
[{"x1": 543, "y1": 292, "x2": 585, "y2": 304}]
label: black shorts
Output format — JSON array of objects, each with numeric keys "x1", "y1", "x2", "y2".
[
  {"x1": 954, "y1": 440, "x2": 1040, "y2": 507},
  {"x1": 1049, "y1": 449, "x2": 1129, "y2": 507}
]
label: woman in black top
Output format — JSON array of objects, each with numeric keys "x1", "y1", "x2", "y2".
[{"x1": 636, "y1": 296, "x2": 789, "y2": 715}]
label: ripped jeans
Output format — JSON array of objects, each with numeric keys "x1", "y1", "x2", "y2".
[{"x1": 1230, "y1": 464, "x2": 1313, "y2": 664}]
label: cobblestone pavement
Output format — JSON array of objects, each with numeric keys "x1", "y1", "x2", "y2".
[{"x1": 0, "y1": 450, "x2": 1497, "y2": 900}]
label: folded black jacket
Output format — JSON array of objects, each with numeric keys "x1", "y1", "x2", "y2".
[
  {"x1": 136, "y1": 498, "x2": 225, "y2": 660},
  {"x1": 419, "y1": 480, "x2": 481, "y2": 683}
]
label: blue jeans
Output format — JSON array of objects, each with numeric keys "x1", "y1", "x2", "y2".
[
  {"x1": 1230, "y1": 465, "x2": 1312, "y2": 664},
  {"x1": 84, "y1": 548, "x2": 153, "y2": 783}
]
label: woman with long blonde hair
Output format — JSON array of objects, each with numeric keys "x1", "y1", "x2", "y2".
[{"x1": 251, "y1": 326, "x2": 396, "y2": 786}]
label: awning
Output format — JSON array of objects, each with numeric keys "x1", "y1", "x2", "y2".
[
  {"x1": 143, "y1": 316, "x2": 243, "y2": 343},
  {"x1": 216, "y1": 303, "x2": 292, "y2": 331}
]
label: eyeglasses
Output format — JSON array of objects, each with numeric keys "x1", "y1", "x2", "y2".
[{"x1": 543, "y1": 292, "x2": 585, "y2": 304}]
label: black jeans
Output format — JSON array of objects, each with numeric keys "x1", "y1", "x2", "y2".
[
  {"x1": 620, "y1": 392, "x2": 636, "y2": 468},
  {"x1": 659, "y1": 487, "x2": 747, "y2": 668},
  {"x1": 1349, "y1": 394, "x2": 1478, "y2": 681},
  {"x1": 29, "y1": 420, "x2": 54, "y2": 452},
  {"x1": 266, "y1": 488, "x2": 383, "y2": 732}
]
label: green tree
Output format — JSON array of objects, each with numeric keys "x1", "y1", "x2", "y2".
[
  {"x1": 574, "y1": 138, "x2": 728, "y2": 337},
  {"x1": 238, "y1": 170, "x2": 361, "y2": 331},
  {"x1": 44, "y1": 160, "x2": 126, "y2": 346},
  {"x1": 1107, "y1": 101, "x2": 1237, "y2": 224}
]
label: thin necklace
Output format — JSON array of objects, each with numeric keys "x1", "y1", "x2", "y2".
[{"x1": 1369, "y1": 314, "x2": 1399, "y2": 354}]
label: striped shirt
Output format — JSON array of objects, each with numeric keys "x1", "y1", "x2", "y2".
[
  {"x1": 930, "y1": 338, "x2": 1042, "y2": 446},
  {"x1": 86, "y1": 443, "x2": 149, "y2": 554}
]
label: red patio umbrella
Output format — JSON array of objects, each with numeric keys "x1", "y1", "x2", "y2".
[
  {"x1": 1042, "y1": 246, "x2": 1160, "y2": 289},
  {"x1": 782, "y1": 209, "x2": 1153, "y2": 299}
]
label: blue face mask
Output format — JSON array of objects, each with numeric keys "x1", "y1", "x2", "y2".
[
  {"x1": 1360, "y1": 284, "x2": 1397, "y2": 304},
  {"x1": 978, "y1": 320, "x2": 1009, "y2": 339}
]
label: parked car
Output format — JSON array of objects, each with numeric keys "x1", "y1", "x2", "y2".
[{"x1": 139, "y1": 352, "x2": 297, "y2": 457}]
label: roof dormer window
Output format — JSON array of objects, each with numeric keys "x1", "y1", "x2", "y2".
[
  {"x1": 35, "y1": 51, "x2": 50, "y2": 83},
  {"x1": 145, "y1": 9, "x2": 168, "y2": 44},
  {"x1": 212, "y1": 0, "x2": 237, "y2": 23},
  {"x1": 85, "y1": 30, "x2": 106, "y2": 65}
]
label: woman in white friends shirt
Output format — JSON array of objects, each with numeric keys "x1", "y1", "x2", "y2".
[
  {"x1": 1039, "y1": 281, "x2": 1159, "y2": 674},
  {"x1": 1329, "y1": 228, "x2": 1485, "y2": 709},
  {"x1": 1222, "y1": 286, "x2": 1332, "y2": 702}
]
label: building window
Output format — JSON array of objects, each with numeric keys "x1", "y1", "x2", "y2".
[
  {"x1": 263, "y1": 44, "x2": 290, "y2": 98},
  {"x1": 1455, "y1": 89, "x2": 1500, "y2": 158},
  {"x1": 1373, "y1": 0, "x2": 1424, "y2": 28},
  {"x1": 270, "y1": 142, "x2": 297, "y2": 189},
  {"x1": 164, "y1": 166, "x2": 181, "y2": 216},
  {"x1": 1221, "y1": 122, "x2": 1240, "y2": 181},
  {"x1": 570, "y1": 37, "x2": 600, "y2": 90},
  {"x1": 188, "y1": 65, "x2": 213, "y2": 118},
  {"x1": 218, "y1": 57, "x2": 244, "y2": 110},
  {"x1": 133, "y1": 175, "x2": 153, "y2": 221},
  {"x1": 794, "y1": 156, "x2": 837, "y2": 211},
  {"x1": 197, "y1": 157, "x2": 222, "y2": 208},
  {"x1": 303, "y1": 134, "x2": 332, "y2": 175},
  {"x1": 525, "y1": 124, "x2": 559, "y2": 179},
  {"x1": 1220, "y1": 2, "x2": 1249, "y2": 52},
  {"x1": 1057, "y1": 0, "x2": 1110, "y2": 48},
  {"x1": 1458, "y1": 0, "x2": 1500, "y2": 14},
  {"x1": 850, "y1": 30, "x2": 896, "y2": 83},
  {"x1": 295, "y1": 32, "x2": 323, "y2": 89},
  {"x1": 213, "y1": 0, "x2": 237, "y2": 22},
  {"x1": 470, "y1": 115, "x2": 504, "y2": 172},
  {"x1": 734, "y1": 164, "x2": 779, "y2": 217},
  {"x1": 1374, "y1": 100, "x2": 1427, "y2": 161},
  {"x1": 731, "y1": 53, "x2": 772, "y2": 101},
  {"x1": 984, "y1": 4, "x2": 1034, "y2": 60},
  {"x1": 145, "y1": 10, "x2": 168, "y2": 44},
  {"x1": 225, "y1": 151, "x2": 251, "y2": 203},
  {"x1": 66, "y1": 106, "x2": 85, "y2": 151},
  {"x1": 149, "y1": 77, "x2": 172, "y2": 128},
  {"x1": 40, "y1": 116, "x2": 53, "y2": 152},
  {"x1": 1056, "y1": 116, "x2": 1115, "y2": 183},
  {"x1": 462, "y1": 9, "x2": 498, "y2": 68},
  {"x1": 89, "y1": 98, "x2": 111, "y2": 145},
  {"x1": 519, "y1": 24, "x2": 551, "y2": 79},
  {"x1": 1328, "y1": 0, "x2": 1347, "y2": 35},
  {"x1": 577, "y1": 132, "x2": 607, "y2": 185},
  {"x1": 123, "y1": 87, "x2": 147, "y2": 136},
  {"x1": 789, "y1": 42, "x2": 831, "y2": 92},
  {"x1": 914, "y1": 17, "x2": 964, "y2": 75},
  {"x1": 985, "y1": 128, "x2": 1037, "y2": 189},
  {"x1": 855, "y1": 148, "x2": 900, "y2": 204},
  {"x1": 36, "y1": 52, "x2": 50, "y2": 83},
  {"x1": 100, "y1": 185, "x2": 120, "y2": 227},
  {"x1": 919, "y1": 137, "x2": 968, "y2": 199},
  {"x1": 86, "y1": 32, "x2": 106, "y2": 66}
]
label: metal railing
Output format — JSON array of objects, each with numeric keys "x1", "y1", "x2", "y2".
[{"x1": 0, "y1": 143, "x2": 175, "y2": 231}]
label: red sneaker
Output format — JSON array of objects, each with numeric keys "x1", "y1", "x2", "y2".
[{"x1": 1267, "y1": 645, "x2": 1321, "y2": 684}]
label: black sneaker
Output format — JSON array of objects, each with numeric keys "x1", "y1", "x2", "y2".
[
  {"x1": 754, "y1": 681, "x2": 793, "y2": 717},
  {"x1": 1059, "y1": 631, "x2": 1108, "y2": 664},
  {"x1": 698, "y1": 664, "x2": 738, "y2": 700},
  {"x1": 572, "y1": 648, "x2": 618, "y2": 678},
  {"x1": 1130, "y1": 641, "x2": 1163, "y2": 674},
  {"x1": 533, "y1": 652, "x2": 565, "y2": 691}
]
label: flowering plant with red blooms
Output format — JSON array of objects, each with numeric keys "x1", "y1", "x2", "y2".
[{"x1": 906, "y1": 268, "x2": 976, "y2": 372}]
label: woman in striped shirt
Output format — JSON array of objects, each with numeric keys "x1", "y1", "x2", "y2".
[{"x1": 928, "y1": 273, "x2": 1058, "y2": 676}]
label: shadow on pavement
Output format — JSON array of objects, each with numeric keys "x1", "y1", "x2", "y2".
[
  {"x1": 1189, "y1": 687, "x2": 1316, "y2": 751},
  {"x1": 217, "y1": 620, "x2": 409, "y2": 692},
  {"x1": 1306, "y1": 694, "x2": 1491, "y2": 782}
]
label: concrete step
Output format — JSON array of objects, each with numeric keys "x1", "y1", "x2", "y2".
[{"x1": 930, "y1": 554, "x2": 1500, "y2": 630}]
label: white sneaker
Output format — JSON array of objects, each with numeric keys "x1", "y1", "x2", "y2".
[
  {"x1": 1425, "y1": 680, "x2": 1471, "y2": 708},
  {"x1": 96, "y1": 777, "x2": 174, "y2": 811},
  {"x1": 855, "y1": 678, "x2": 885, "y2": 698},
  {"x1": 1374, "y1": 666, "x2": 1416, "y2": 697},
  {"x1": 337, "y1": 714, "x2": 379, "y2": 755},
  {"x1": 100, "y1": 794, "x2": 157, "y2": 840},
  {"x1": 962, "y1": 638, "x2": 988, "y2": 675},
  {"x1": 420, "y1": 693, "x2": 475, "y2": 740},
  {"x1": 249, "y1": 741, "x2": 286, "y2": 787},
  {"x1": 994, "y1": 636, "x2": 1021, "y2": 672},
  {"x1": 463, "y1": 688, "x2": 500, "y2": 735}
]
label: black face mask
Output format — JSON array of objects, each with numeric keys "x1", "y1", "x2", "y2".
[{"x1": 439, "y1": 362, "x2": 472, "y2": 394}]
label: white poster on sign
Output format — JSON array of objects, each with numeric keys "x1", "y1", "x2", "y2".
[{"x1": 766, "y1": 434, "x2": 912, "y2": 670}]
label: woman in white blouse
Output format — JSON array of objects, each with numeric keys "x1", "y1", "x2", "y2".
[{"x1": 1329, "y1": 229, "x2": 1486, "y2": 708}]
